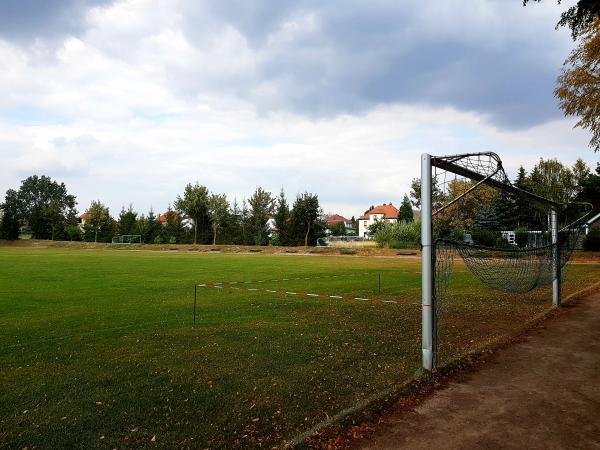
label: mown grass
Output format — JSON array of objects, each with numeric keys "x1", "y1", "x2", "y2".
[{"x1": 0, "y1": 247, "x2": 598, "y2": 449}]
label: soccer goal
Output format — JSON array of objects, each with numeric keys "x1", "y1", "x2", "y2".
[
  {"x1": 112, "y1": 234, "x2": 142, "y2": 244},
  {"x1": 420, "y1": 152, "x2": 591, "y2": 371}
]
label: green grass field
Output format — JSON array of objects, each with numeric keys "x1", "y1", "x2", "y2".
[{"x1": 0, "y1": 247, "x2": 598, "y2": 449}]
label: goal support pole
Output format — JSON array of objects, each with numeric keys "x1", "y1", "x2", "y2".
[
  {"x1": 551, "y1": 208, "x2": 560, "y2": 306},
  {"x1": 421, "y1": 153, "x2": 434, "y2": 371}
]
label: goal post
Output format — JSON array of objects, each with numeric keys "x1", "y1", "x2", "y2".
[
  {"x1": 421, "y1": 153, "x2": 434, "y2": 371},
  {"x1": 112, "y1": 234, "x2": 142, "y2": 244},
  {"x1": 419, "y1": 152, "x2": 576, "y2": 372}
]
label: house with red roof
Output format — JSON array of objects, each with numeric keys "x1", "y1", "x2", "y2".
[
  {"x1": 324, "y1": 214, "x2": 352, "y2": 230},
  {"x1": 358, "y1": 203, "x2": 399, "y2": 237},
  {"x1": 158, "y1": 211, "x2": 193, "y2": 229}
]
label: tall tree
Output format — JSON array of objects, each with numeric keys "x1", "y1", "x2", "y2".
[
  {"x1": 0, "y1": 189, "x2": 21, "y2": 240},
  {"x1": 398, "y1": 194, "x2": 414, "y2": 222},
  {"x1": 409, "y1": 177, "x2": 446, "y2": 210},
  {"x1": 17, "y1": 175, "x2": 77, "y2": 239},
  {"x1": 118, "y1": 204, "x2": 138, "y2": 236},
  {"x1": 577, "y1": 162, "x2": 600, "y2": 212},
  {"x1": 554, "y1": 19, "x2": 600, "y2": 152},
  {"x1": 175, "y1": 183, "x2": 209, "y2": 244},
  {"x1": 290, "y1": 192, "x2": 323, "y2": 246},
  {"x1": 85, "y1": 200, "x2": 111, "y2": 243},
  {"x1": 248, "y1": 187, "x2": 274, "y2": 246},
  {"x1": 207, "y1": 193, "x2": 229, "y2": 245},
  {"x1": 161, "y1": 206, "x2": 185, "y2": 244},
  {"x1": 274, "y1": 188, "x2": 291, "y2": 245},
  {"x1": 527, "y1": 158, "x2": 589, "y2": 203}
]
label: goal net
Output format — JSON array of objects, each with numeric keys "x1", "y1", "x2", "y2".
[
  {"x1": 420, "y1": 152, "x2": 591, "y2": 370},
  {"x1": 112, "y1": 234, "x2": 142, "y2": 244}
]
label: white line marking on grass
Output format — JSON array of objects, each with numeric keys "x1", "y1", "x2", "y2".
[
  {"x1": 266, "y1": 290, "x2": 276, "y2": 293},
  {"x1": 329, "y1": 295, "x2": 343, "y2": 299},
  {"x1": 248, "y1": 288, "x2": 258, "y2": 291},
  {"x1": 354, "y1": 297, "x2": 369, "y2": 301},
  {"x1": 285, "y1": 292, "x2": 297, "y2": 295},
  {"x1": 383, "y1": 300, "x2": 397, "y2": 304},
  {"x1": 306, "y1": 293, "x2": 319, "y2": 297}
]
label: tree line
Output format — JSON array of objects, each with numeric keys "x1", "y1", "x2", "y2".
[{"x1": 0, "y1": 178, "x2": 326, "y2": 246}]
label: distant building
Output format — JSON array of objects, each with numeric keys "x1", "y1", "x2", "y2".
[
  {"x1": 79, "y1": 212, "x2": 89, "y2": 229},
  {"x1": 266, "y1": 217, "x2": 279, "y2": 237},
  {"x1": 158, "y1": 211, "x2": 193, "y2": 229},
  {"x1": 358, "y1": 203, "x2": 399, "y2": 238},
  {"x1": 324, "y1": 214, "x2": 353, "y2": 229}
]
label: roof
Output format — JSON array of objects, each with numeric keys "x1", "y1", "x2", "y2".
[
  {"x1": 359, "y1": 203, "x2": 398, "y2": 220},
  {"x1": 80, "y1": 212, "x2": 88, "y2": 220},
  {"x1": 159, "y1": 211, "x2": 180, "y2": 223},
  {"x1": 325, "y1": 214, "x2": 350, "y2": 225}
]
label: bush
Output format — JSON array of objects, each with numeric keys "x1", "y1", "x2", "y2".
[
  {"x1": 270, "y1": 232, "x2": 280, "y2": 246},
  {"x1": 583, "y1": 228, "x2": 600, "y2": 251},
  {"x1": 373, "y1": 220, "x2": 420, "y2": 248},
  {"x1": 471, "y1": 227, "x2": 498, "y2": 247}
]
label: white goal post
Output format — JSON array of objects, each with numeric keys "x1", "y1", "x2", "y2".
[
  {"x1": 420, "y1": 152, "x2": 563, "y2": 372},
  {"x1": 112, "y1": 235, "x2": 142, "y2": 244}
]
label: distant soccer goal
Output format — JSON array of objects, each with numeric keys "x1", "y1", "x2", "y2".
[{"x1": 112, "y1": 235, "x2": 142, "y2": 244}]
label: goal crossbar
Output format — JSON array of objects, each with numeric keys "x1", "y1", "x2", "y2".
[{"x1": 431, "y1": 152, "x2": 561, "y2": 210}]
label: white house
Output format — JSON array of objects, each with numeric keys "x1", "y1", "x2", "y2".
[{"x1": 358, "y1": 203, "x2": 399, "y2": 238}]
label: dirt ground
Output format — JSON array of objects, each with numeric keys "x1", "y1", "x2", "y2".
[{"x1": 350, "y1": 291, "x2": 600, "y2": 450}]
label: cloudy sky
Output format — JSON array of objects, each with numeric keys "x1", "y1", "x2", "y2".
[{"x1": 0, "y1": 0, "x2": 596, "y2": 218}]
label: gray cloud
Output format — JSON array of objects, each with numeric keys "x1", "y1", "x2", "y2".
[
  {"x1": 0, "y1": 0, "x2": 112, "y2": 43},
  {"x1": 176, "y1": 0, "x2": 570, "y2": 129},
  {"x1": 0, "y1": 0, "x2": 571, "y2": 130}
]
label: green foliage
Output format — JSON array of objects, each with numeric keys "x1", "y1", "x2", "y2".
[
  {"x1": 327, "y1": 221, "x2": 347, "y2": 237},
  {"x1": 159, "y1": 207, "x2": 186, "y2": 244},
  {"x1": 16, "y1": 175, "x2": 77, "y2": 240},
  {"x1": 290, "y1": 192, "x2": 323, "y2": 246},
  {"x1": 207, "y1": 193, "x2": 229, "y2": 245},
  {"x1": 410, "y1": 177, "x2": 446, "y2": 209},
  {"x1": 583, "y1": 228, "x2": 600, "y2": 251},
  {"x1": 471, "y1": 227, "x2": 498, "y2": 247},
  {"x1": 175, "y1": 183, "x2": 210, "y2": 244},
  {"x1": 83, "y1": 200, "x2": 113, "y2": 243},
  {"x1": 118, "y1": 205, "x2": 138, "y2": 235},
  {"x1": 475, "y1": 204, "x2": 501, "y2": 231},
  {"x1": 65, "y1": 224, "x2": 81, "y2": 241},
  {"x1": 398, "y1": 194, "x2": 414, "y2": 222},
  {"x1": 0, "y1": 189, "x2": 21, "y2": 240},
  {"x1": 577, "y1": 163, "x2": 600, "y2": 212},
  {"x1": 248, "y1": 187, "x2": 274, "y2": 246},
  {"x1": 274, "y1": 189, "x2": 291, "y2": 245},
  {"x1": 373, "y1": 220, "x2": 420, "y2": 248},
  {"x1": 368, "y1": 220, "x2": 386, "y2": 236}
]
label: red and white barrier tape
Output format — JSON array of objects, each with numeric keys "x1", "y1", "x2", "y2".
[{"x1": 196, "y1": 283, "x2": 419, "y2": 306}]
